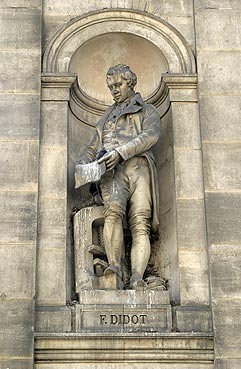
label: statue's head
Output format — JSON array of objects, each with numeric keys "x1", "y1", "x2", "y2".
[{"x1": 106, "y1": 64, "x2": 137, "y2": 103}]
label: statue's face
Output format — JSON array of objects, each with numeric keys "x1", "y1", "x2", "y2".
[{"x1": 107, "y1": 74, "x2": 133, "y2": 103}]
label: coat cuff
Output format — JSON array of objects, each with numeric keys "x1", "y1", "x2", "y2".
[{"x1": 115, "y1": 147, "x2": 129, "y2": 161}]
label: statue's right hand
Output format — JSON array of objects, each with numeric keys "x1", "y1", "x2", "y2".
[{"x1": 97, "y1": 150, "x2": 121, "y2": 171}]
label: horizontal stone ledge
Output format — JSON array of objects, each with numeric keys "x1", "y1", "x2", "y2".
[
  {"x1": 41, "y1": 74, "x2": 77, "y2": 101},
  {"x1": 35, "y1": 333, "x2": 214, "y2": 363},
  {"x1": 161, "y1": 74, "x2": 198, "y2": 103},
  {"x1": 200, "y1": 92, "x2": 241, "y2": 97},
  {"x1": 78, "y1": 289, "x2": 170, "y2": 305},
  {"x1": 0, "y1": 89, "x2": 40, "y2": 94},
  {"x1": 41, "y1": 74, "x2": 77, "y2": 89}
]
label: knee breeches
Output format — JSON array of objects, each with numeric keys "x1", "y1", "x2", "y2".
[{"x1": 100, "y1": 157, "x2": 152, "y2": 235}]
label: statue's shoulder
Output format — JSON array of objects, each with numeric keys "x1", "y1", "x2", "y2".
[
  {"x1": 134, "y1": 93, "x2": 159, "y2": 116},
  {"x1": 96, "y1": 104, "x2": 115, "y2": 128},
  {"x1": 142, "y1": 101, "x2": 160, "y2": 117}
]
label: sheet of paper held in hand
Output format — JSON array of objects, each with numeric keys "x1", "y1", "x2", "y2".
[{"x1": 75, "y1": 161, "x2": 106, "y2": 188}]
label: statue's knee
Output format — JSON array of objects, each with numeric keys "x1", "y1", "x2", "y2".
[
  {"x1": 129, "y1": 216, "x2": 151, "y2": 236},
  {"x1": 104, "y1": 204, "x2": 124, "y2": 224}
]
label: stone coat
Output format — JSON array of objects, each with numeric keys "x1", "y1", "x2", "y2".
[{"x1": 79, "y1": 93, "x2": 161, "y2": 232}]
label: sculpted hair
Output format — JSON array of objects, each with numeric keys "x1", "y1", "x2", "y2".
[{"x1": 106, "y1": 64, "x2": 137, "y2": 88}]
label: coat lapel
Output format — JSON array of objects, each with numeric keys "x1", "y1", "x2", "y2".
[
  {"x1": 118, "y1": 93, "x2": 144, "y2": 119},
  {"x1": 96, "y1": 93, "x2": 144, "y2": 144}
]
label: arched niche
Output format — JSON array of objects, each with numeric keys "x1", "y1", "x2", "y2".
[
  {"x1": 39, "y1": 9, "x2": 210, "y2": 311},
  {"x1": 43, "y1": 9, "x2": 196, "y2": 118},
  {"x1": 69, "y1": 32, "x2": 169, "y2": 106},
  {"x1": 43, "y1": 9, "x2": 195, "y2": 75}
]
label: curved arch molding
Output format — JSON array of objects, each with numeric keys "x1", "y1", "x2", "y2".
[
  {"x1": 43, "y1": 9, "x2": 196, "y2": 120},
  {"x1": 43, "y1": 9, "x2": 195, "y2": 74}
]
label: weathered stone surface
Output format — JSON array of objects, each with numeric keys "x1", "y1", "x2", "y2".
[
  {"x1": 0, "y1": 192, "x2": 37, "y2": 243},
  {"x1": 0, "y1": 300, "x2": 34, "y2": 357},
  {"x1": 194, "y1": 1, "x2": 241, "y2": 362},
  {"x1": 212, "y1": 299, "x2": 241, "y2": 357},
  {"x1": 35, "y1": 307, "x2": 72, "y2": 333},
  {"x1": 41, "y1": 102, "x2": 68, "y2": 147},
  {"x1": 43, "y1": 0, "x2": 192, "y2": 16},
  {"x1": 156, "y1": 109, "x2": 173, "y2": 167},
  {"x1": 75, "y1": 304, "x2": 172, "y2": 333},
  {"x1": 0, "y1": 141, "x2": 38, "y2": 191},
  {"x1": 167, "y1": 15, "x2": 195, "y2": 48},
  {"x1": 159, "y1": 159, "x2": 175, "y2": 214},
  {"x1": 203, "y1": 143, "x2": 241, "y2": 191},
  {"x1": 179, "y1": 246, "x2": 209, "y2": 305},
  {"x1": 42, "y1": 15, "x2": 68, "y2": 50},
  {"x1": 215, "y1": 359, "x2": 241, "y2": 369},
  {"x1": 165, "y1": 76, "x2": 198, "y2": 102},
  {"x1": 0, "y1": 0, "x2": 41, "y2": 367},
  {"x1": 0, "y1": 244, "x2": 35, "y2": 299},
  {"x1": 0, "y1": 0, "x2": 41, "y2": 7},
  {"x1": 0, "y1": 94, "x2": 40, "y2": 139},
  {"x1": 174, "y1": 149, "x2": 204, "y2": 199},
  {"x1": 159, "y1": 208, "x2": 179, "y2": 303},
  {"x1": 38, "y1": 197, "x2": 66, "y2": 249},
  {"x1": 41, "y1": 75, "x2": 76, "y2": 102},
  {"x1": 0, "y1": 50, "x2": 40, "y2": 92},
  {"x1": 197, "y1": 51, "x2": 241, "y2": 94},
  {"x1": 69, "y1": 112, "x2": 94, "y2": 161},
  {"x1": 35, "y1": 364, "x2": 214, "y2": 369},
  {"x1": 176, "y1": 306, "x2": 213, "y2": 332},
  {"x1": 37, "y1": 249, "x2": 66, "y2": 305},
  {"x1": 41, "y1": 85, "x2": 73, "y2": 101},
  {"x1": 172, "y1": 102, "x2": 201, "y2": 149},
  {"x1": 78, "y1": 290, "x2": 170, "y2": 305},
  {"x1": 205, "y1": 192, "x2": 241, "y2": 245},
  {"x1": 74, "y1": 206, "x2": 104, "y2": 293},
  {"x1": 195, "y1": 0, "x2": 241, "y2": 11},
  {"x1": 0, "y1": 359, "x2": 33, "y2": 369},
  {"x1": 42, "y1": 1, "x2": 196, "y2": 69},
  {"x1": 209, "y1": 244, "x2": 241, "y2": 299},
  {"x1": 0, "y1": 8, "x2": 41, "y2": 49},
  {"x1": 199, "y1": 95, "x2": 241, "y2": 141},
  {"x1": 76, "y1": 290, "x2": 171, "y2": 334},
  {"x1": 176, "y1": 199, "x2": 206, "y2": 247},
  {"x1": 195, "y1": 9, "x2": 241, "y2": 50},
  {"x1": 35, "y1": 333, "x2": 214, "y2": 368},
  {"x1": 39, "y1": 146, "x2": 67, "y2": 196}
]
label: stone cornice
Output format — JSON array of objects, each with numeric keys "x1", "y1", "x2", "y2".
[
  {"x1": 41, "y1": 73, "x2": 198, "y2": 122},
  {"x1": 41, "y1": 73, "x2": 77, "y2": 101},
  {"x1": 35, "y1": 332, "x2": 214, "y2": 363}
]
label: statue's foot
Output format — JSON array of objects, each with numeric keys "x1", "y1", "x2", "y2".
[
  {"x1": 104, "y1": 264, "x2": 122, "y2": 279},
  {"x1": 129, "y1": 273, "x2": 146, "y2": 291}
]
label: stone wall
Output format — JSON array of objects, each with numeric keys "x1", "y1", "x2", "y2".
[
  {"x1": 0, "y1": 1, "x2": 42, "y2": 368},
  {"x1": 194, "y1": 1, "x2": 241, "y2": 368},
  {"x1": 0, "y1": 1, "x2": 240, "y2": 369}
]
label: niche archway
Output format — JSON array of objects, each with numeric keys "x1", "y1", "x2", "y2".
[{"x1": 40, "y1": 9, "x2": 209, "y2": 307}]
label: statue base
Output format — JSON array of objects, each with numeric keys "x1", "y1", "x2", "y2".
[
  {"x1": 97, "y1": 272, "x2": 124, "y2": 290},
  {"x1": 74, "y1": 289, "x2": 171, "y2": 333}
]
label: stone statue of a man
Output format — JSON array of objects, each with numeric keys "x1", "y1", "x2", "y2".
[{"x1": 78, "y1": 64, "x2": 160, "y2": 289}]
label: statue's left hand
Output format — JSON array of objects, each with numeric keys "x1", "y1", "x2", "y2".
[{"x1": 98, "y1": 150, "x2": 121, "y2": 171}]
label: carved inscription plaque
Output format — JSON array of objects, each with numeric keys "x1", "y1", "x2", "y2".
[{"x1": 75, "y1": 305, "x2": 172, "y2": 333}]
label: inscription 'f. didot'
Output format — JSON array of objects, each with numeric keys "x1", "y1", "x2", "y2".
[{"x1": 99, "y1": 314, "x2": 148, "y2": 325}]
